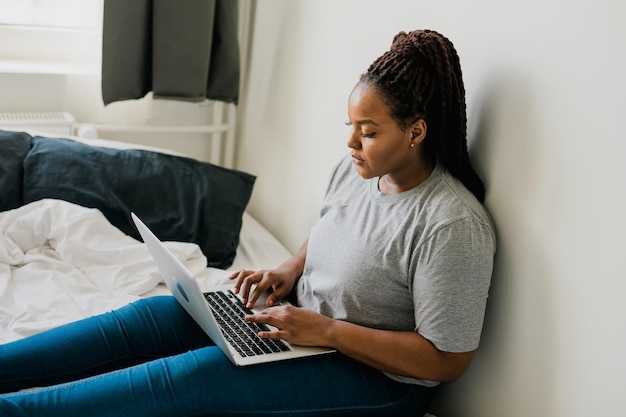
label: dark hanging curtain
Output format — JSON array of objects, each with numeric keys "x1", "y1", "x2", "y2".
[{"x1": 101, "y1": 0, "x2": 240, "y2": 105}]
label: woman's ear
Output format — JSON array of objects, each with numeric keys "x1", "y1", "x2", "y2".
[{"x1": 410, "y1": 119, "x2": 428, "y2": 145}]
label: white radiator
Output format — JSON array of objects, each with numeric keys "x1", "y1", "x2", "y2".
[{"x1": 0, "y1": 112, "x2": 76, "y2": 135}]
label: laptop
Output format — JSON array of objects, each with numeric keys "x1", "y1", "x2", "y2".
[{"x1": 131, "y1": 212, "x2": 335, "y2": 366}]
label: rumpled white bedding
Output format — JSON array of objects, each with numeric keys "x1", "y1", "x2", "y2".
[{"x1": 0, "y1": 199, "x2": 211, "y2": 343}]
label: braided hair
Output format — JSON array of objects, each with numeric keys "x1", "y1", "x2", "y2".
[{"x1": 360, "y1": 29, "x2": 485, "y2": 203}]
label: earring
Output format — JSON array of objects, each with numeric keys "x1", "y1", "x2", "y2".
[{"x1": 410, "y1": 143, "x2": 415, "y2": 148}]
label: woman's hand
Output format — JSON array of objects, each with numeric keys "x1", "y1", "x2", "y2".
[
  {"x1": 244, "y1": 306, "x2": 333, "y2": 347},
  {"x1": 228, "y1": 268, "x2": 297, "y2": 308},
  {"x1": 229, "y1": 240, "x2": 309, "y2": 308}
]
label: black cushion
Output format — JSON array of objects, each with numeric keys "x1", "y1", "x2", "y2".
[
  {"x1": 23, "y1": 136, "x2": 256, "y2": 269},
  {"x1": 0, "y1": 130, "x2": 32, "y2": 212}
]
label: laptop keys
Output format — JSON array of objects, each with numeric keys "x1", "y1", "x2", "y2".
[{"x1": 204, "y1": 290, "x2": 290, "y2": 357}]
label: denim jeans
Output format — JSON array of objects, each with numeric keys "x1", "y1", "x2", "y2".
[{"x1": 0, "y1": 296, "x2": 436, "y2": 416}]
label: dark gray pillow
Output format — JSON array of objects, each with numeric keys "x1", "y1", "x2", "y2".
[
  {"x1": 0, "y1": 130, "x2": 32, "y2": 212},
  {"x1": 23, "y1": 136, "x2": 256, "y2": 269}
]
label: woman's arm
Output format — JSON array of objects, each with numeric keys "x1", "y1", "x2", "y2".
[
  {"x1": 247, "y1": 306, "x2": 473, "y2": 382},
  {"x1": 325, "y1": 318, "x2": 474, "y2": 382}
]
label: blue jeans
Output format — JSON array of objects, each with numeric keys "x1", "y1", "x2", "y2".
[{"x1": 0, "y1": 296, "x2": 436, "y2": 416}]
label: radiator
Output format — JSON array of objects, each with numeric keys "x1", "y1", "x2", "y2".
[{"x1": 0, "y1": 112, "x2": 76, "y2": 135}]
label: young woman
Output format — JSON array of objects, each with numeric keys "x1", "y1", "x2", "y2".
[{"x1": 0, "y1": 29, "x2": 495, "y2": 417}]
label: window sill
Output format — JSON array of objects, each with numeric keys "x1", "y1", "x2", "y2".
[{"x1": 0, "y1": 59, "x2": 99, "y2": 75}]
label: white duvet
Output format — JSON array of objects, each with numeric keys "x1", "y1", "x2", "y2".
[{"x1": 0, "y1": 199, "x2": 210, "y2": 343}]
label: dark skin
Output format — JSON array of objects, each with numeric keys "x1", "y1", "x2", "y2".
[{"x1": 228, "y1": 82, "x2": 475, "y2": 382}]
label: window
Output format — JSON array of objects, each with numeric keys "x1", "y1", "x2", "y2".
[{"x1": 0, "y1": 0, "x2": 103, "y2": 74}]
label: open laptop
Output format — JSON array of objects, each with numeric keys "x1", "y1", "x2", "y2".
[{"x1": 131, "y1": 212, "x2": 335, "y2": 366}]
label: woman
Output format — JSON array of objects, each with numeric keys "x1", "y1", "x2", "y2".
[{"x1": 0, "y1": 29, "x2": 495, "y2": 417}]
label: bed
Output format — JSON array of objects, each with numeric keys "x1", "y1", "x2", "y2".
[{"x1": 0, "y1": 129, "x2": 292, "y2": 344}]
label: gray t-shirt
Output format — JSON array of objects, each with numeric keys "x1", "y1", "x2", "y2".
[{"x1": 296, "y1": 154, "x2": 496, "y2": 386}]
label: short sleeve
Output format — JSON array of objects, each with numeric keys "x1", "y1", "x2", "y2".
[{"x1": 411, "y1": 217, "x2": 495, "y2": 352}]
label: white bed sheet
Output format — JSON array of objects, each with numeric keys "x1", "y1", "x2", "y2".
[{"x1": 0, "y1": 199, "x2": 291, "y2": 343}]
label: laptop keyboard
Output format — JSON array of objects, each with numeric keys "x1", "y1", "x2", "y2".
[{"x1": 204, "y1": 290, "x2": 290, "y2": 357}]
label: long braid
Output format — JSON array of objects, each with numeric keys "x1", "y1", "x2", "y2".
[{"x1": 360, "y1": 29, "x2": 485, "y2": 203}]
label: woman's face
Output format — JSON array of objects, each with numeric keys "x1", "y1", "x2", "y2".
[{"x1": 346, "y1": 82, "x2": 424, "y2": 182}]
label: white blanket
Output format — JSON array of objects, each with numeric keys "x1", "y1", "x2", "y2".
[{"x1": 0, "y1": 199, "x2": 210, "y2": 343}]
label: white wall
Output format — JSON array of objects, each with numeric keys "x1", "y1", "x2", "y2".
[{"x1": 237, "y1": 0, "x2": 626, "y2": 416}]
